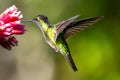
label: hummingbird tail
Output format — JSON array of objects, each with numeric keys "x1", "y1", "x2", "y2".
[{"x1": 64, "y1": 54, "x2": 78, "y2": 72}]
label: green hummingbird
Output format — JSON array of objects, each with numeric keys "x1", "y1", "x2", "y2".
[{"x1": 23, "y1": 15, "x2": 103, "y2": 71}]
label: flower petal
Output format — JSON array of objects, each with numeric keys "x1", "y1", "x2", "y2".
[
  {"x1": 8, "y1": 36, "x2": 18, "y2": 46},
  {"x1": 0, "y1": 36, "x2": 18, "y2": 50},
  {"x1": 0, "y1": 42, "x2": 12, "y2": 50},
  {"x1": 0, "y1": 5, "x2": 26, "y2": 50},
  {"x1": 12, "y1": 24, "x2": 26, "y2": 34},
  {"x1": 0, "y1": 5, "x2": 17, "y2": 20}
]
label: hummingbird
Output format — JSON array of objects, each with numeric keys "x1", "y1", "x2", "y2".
[{"x1": 23, "y1": 15, "x2": 103, "y2": 71}]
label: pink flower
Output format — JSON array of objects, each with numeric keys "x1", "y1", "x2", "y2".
[{"x1": 0, "y1": 5, "x2": 26, "y2": 50}]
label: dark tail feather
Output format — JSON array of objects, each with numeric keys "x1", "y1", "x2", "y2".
[{"x1": 64, "y1": 54, "x2": 78, "y2": 72}]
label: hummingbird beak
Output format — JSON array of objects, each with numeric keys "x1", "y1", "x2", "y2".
[
  {"x1": 21, "y1": 20, "x2": 34, "y2": 23},
  {"x1": 21, "y1": 19, "x2": 42, "y2": 28}
]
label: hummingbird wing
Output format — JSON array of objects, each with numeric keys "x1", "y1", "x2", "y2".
[
  {"x1": 63, "y1": 16, "x2": 103, "y2": 39},
  {"x1": 54, "y1": 15, "x2": 79, "y2": 40}
]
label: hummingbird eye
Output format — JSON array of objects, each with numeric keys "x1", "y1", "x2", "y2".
[
  {"x1": 34, "y1": 14, "x2": 48, "y2": 22},
  {"x1": 37, "y1": 14, "x2": 49, "y2": 23},
  {"x1": 33, "y1": 17, "x2": 39, "y2": 21},
  {"x1": 39, "y1": 15, "x2": 48, "y2": 21}
]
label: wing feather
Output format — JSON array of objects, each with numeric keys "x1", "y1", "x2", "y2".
[
  {"x1": 54, "y1": 15, "x2": 79, "y2": 40},
  {"x1": 64, "y1": 16, "x2": 104, "y2": 39}
]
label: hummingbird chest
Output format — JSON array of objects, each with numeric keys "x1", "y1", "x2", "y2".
[
  {"x1": 47, "y1": 28, "x2": 56, "y2": 43},
  {"x1": 42, "y1": 28, "x2": 58, "y2": 50}
]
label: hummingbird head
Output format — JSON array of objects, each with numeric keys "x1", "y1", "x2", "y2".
[
  {"x1": 33, "y1": 14, "x2": 52, "y2": 28},
  {"x1": 34, "y1": 14, "x2": 49, "y2": 23}
]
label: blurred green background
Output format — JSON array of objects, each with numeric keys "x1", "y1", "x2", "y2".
[{"x1": 0, "y1": 0, "x2": 120, "y2": 80}]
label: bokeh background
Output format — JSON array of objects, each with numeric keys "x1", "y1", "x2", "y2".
[{"x1": 0, "y1": 0, "x2": 120, "y2": 80}]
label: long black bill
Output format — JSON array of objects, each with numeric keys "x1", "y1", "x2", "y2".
[{"x1": 21, "y1": 20, "x2": 34, "y2": 23}]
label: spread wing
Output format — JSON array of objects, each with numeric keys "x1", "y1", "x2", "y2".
[
  {"x1": 54, "y1": 15, "x2": 79, "y2": 40},
  {"x1": 63, "y1": 16, "x2": 104, "y2": 39}
]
